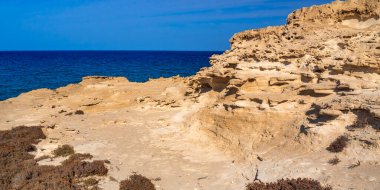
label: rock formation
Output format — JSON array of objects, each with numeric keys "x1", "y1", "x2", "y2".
[
  {"x1": 0, "y1": 0, "x2": 379, "y2": 189},
  {"x1": 188, "y1": 0, "x2": 380, "y2": 156}
]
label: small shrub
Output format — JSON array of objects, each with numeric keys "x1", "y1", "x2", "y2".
[
  {"x1": 53, "y1": 144, "x2": 75, "y2": 157},
  {"x1": 328, "y1": 157, "x2": 341, "y2": 165},
  {"x1": 120, "y1": 174, "x2": 156, "y2": 190},
  {"x1": 83, "y1": 178, "x2": 98, "y2": 186},
  {"x1": 326, "y1": 136, "x2": 349, "y2": 153},
  {"x1": 62, "y1": 153, "x2": 93, "y2": 165},
  {"x1": 246, "y1": 178, "x2": 332, "y2": 190},
  {"x1": 75, "y1": 110, "x2": 85, "y2": 115},
  {"x1": 68, "y1": 160, "x2": 108, "y2": 177}
]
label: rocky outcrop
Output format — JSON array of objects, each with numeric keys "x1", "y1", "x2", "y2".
[
  {"x1": 188, "y1": 0, "x2": 380, "y2": 158},
  {"x1": 1, "y1": 1, "x2": 380, "y2": 189}
]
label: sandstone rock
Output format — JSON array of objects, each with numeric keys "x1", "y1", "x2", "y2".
[
  {"x1": 188, "y1": 0, "x2": 380, "y2": 159},
  {"x1": 1, "y1": 1, "x2": 380, "y2": 190}
]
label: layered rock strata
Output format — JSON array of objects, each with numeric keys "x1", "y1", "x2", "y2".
[{"x1": 188, "y1": 0, "x2": 380, "y2": 158}]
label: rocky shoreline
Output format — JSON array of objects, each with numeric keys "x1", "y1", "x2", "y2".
[{"x1": 1, "y1": 0, "x2": 379, "y2": 189}]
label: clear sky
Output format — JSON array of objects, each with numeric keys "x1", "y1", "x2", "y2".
[{"x1": 0, "y1": 0, "x2": 332, "y2": 51}]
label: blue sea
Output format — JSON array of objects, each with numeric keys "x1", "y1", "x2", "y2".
[{"x1": 0, "y1": 51, "x2": 221, "y2": 100}]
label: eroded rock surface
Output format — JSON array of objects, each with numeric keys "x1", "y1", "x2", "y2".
[
  {"x1": 1, "y1": 0, "x2": 380, "y2": 190},
  {"x1": 185, "y1": 0, "x2": 380, "y2": 188},
  {"x1": 189, "y1": 0, "x2": 380, "y2": 155}
]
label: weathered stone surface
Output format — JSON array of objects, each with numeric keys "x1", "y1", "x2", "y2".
[
  {"x1": 188, "y1": 0, "x2": 380, "y2": 156},
  {"x1": 184, "y1": 1, "x2": 380, "y2": 188},
  {"x1": 1, "y1": 1, "x2": 380, "y2": 190}
]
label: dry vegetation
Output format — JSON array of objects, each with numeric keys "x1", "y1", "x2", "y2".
[
  {"x1": 0, "y1": 126, "x2": 160, "y2": 190},
  {"x1": 83, "y1": 178, "x2": 99, "y2": 186},
  {"x1": 53, "y1": 144, "x2": 75, "y2": 157},
  {"x1": 120, "y1": 174, "x2": 156, "y2": 190},
  {"x1": 246, "y1": 178, "x2": 332, "y2": 190},
  {"x1": 328, "y1": 157, "x2": 341, "y2": 165},
  {"x1": 326, "y1": 136, "x2": 349, "y2": 153},
  {"x1": 0, "y1": 126, "x2": 108, "y2": 190}
]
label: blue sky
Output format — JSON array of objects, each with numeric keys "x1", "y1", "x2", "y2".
[{"x1": 0, "y1": 0, "x2": 332, "y2": 51}]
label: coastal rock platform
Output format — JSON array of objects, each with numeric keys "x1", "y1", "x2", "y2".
[{"x1": 1, "y1": 0, "x2": 380, "y2": 189}]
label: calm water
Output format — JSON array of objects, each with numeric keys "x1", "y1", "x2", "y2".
[{"x1": 0, "y1": 51, "x2": 221, "y2": 100}]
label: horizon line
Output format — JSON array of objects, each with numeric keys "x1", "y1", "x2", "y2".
[{"x1": 0, "y1": 49, "x2": 225, "y2": 52}]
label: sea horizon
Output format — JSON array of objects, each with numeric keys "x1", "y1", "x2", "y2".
[
  {"x1": 0, "y1": 50, "x2": 225, "y2": 52},
  {"x1": 0, "y1": 50, "x2": 222, "y2": 100}
]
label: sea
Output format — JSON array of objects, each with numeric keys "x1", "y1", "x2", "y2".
[{"x1": 0, "y1": 51, "x2": 222, "y2": 101}]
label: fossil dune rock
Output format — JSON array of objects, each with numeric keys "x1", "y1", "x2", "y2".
[
  {"x1": 1, "y1": 0, "x2": 380, "y2": 189},
  {"x1": 189, "y1": 0, "x2": 380, "y2": 156}
]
